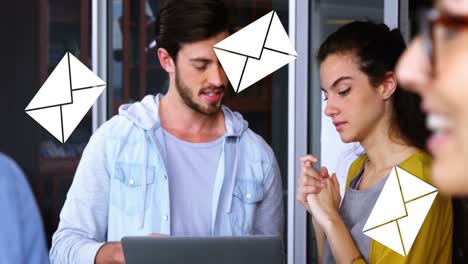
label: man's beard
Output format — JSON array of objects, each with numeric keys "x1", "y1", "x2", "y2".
[{"x1": 174, "y1": 70, "x2": 225, "y2": 116}]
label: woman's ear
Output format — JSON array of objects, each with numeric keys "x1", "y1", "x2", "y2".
[
  {"x1": 157, "y1": 48, "x2": 176, "y2": 73},
  {"x1": 378, "y1": 72, "x2": 398, "y2": 100}
]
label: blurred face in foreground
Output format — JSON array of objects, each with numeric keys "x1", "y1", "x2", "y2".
[{"x1": 396, "y1": 0, "x2": 468, "y2": 194}]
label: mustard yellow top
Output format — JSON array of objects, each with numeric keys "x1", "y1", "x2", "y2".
[{"x1": 346, "y1": 151, "x2": 453, "y2": 264}]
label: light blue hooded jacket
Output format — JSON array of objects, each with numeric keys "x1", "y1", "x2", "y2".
[{"x1": 50, "y1": 94, "x2": 284, "y2": 264}]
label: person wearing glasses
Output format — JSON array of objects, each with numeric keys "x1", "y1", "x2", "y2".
[
  {"x1": 397, "y1": 0, "x2": 468, "y2": 195},
  {"x1": 297, "y1": 21, "x2": 453, "y2": 263}
]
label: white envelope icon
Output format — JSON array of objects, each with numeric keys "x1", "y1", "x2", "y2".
[
  {"x1": 362, "y1": 166, "x2": 438, "y2": 256},
  {"x1": 213, "y1": 11, "x2": 297, "y2": 93},
  {"x1": 25, "y1": 52, "x2": 106, "y2": 143}
]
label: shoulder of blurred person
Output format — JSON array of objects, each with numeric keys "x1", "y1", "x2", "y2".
[{"x1": 0, "y1": 153, "x2": 49, "y2": 264}]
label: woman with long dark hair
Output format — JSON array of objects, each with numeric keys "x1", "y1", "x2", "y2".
[{"x1": 297, "y1": 21, "x2": 453, "y2": 263}]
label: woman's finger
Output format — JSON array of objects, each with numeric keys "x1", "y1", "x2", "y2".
[
  {"x1": 301, "y1": 166, "x2": 322, "y2": 180},
  {"x1": 300, "y1": 154, "x2": 318, "y2": 165},
  {"x1": 302, "y1": 176, "x2": 325, "y2": 188},
  {"x1": 331, "y1": 173, "x2": 340, "y2": 193},
  {"x1": 319, "y1": 166, "x2": 329, "y2": 178},
  {"x1": 298, "y1": 184, "x2": 323, "y2": 196}
]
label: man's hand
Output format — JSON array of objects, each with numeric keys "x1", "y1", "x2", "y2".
[
  {"x1": 148, "y1": 233, "x2": 167, "y2": 237},
  {"x1": 94, "y1": 234, "x2": 167, "y2": 264},
  {"x1": 95, "y1": 242, "x2": 125, "y2": 264}
]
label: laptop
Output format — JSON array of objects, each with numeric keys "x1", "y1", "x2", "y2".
[{"x1": 122, "y1": 236, "x2": 284, "y2": 264}]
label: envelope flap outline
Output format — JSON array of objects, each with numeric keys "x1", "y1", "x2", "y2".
[
  {"x1": 397, "y1": 191, "x2": 438, "y2": 255},
  {"x1": 237, "y1": 49, "x2": 296, "y2": 93},
  {"x1": 214, "y1": 11, "x2": 274, "y2": 59},
  {"x1": 69, "y1": 53, "x2": 106, "y2": 91},
  {"x1": 25, "y1": 106, "x2": 63, "y2": 143},
  {"x1": 363, "y1": 221, "x2": 406, "y2": 256},
  {"x1": 363, "y1": 167, "x2": 408, "y2": 231},
  {"x1": 25, "y1": 53, "x2": 73, "y2": 111},
  {"x1": 62, "y1": 85, "x2": 106, "y2": 142},
  {"x1": 213, "y1": 48, "x2": 247, "y2": 91},
  {"x1": 397, "y1": 167, "x2": 437, "y2": 202},
  {"x1": 264, "y1": 12, "x2": 297, "y2": 56}
]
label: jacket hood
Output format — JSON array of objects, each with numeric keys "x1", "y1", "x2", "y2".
[{"x1": 118, "y1": 94, "x2": 248, "y2": 137}]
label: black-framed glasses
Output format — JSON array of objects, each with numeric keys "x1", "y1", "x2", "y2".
[{"x1": 420, "y1": 8, "x2": 468, "y2": 74}]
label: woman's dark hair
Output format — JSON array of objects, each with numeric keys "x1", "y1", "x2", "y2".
[
  {"x1": 317, "y1": 21, "x2": 429, "y2": 151},
  {"x1": 154, "y1": 0, "x2": 229, "y2": 61}
]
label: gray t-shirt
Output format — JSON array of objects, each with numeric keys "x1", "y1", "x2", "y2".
[
  {"x1": 322, "y1": 161, "x2": 389, "y2": 263},
  {"x1": 162, "y1": 129, "x2": 223, "y2": 236}
]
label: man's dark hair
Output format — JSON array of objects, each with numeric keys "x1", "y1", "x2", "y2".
[
  {"x1": 317, "y1": 21, "x2": 430, "y2": 151},
  {"x1": 154, "y1": 0, "x2": 229, "y2": 61}
]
